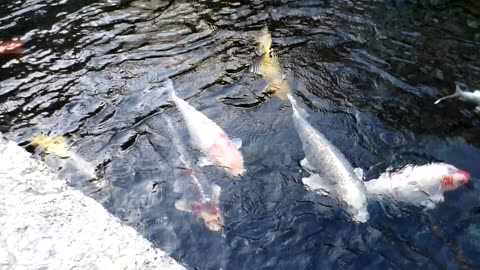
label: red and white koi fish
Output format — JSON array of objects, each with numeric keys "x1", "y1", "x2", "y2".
[
  {"x1": 365, "y1": 163, "x2": 470, "y2": 209},
  {"x1": 174, "y1": 176, "x2": 223, "y2": 232},
  {"x1": 166, "y1": 79, "x2": 245, "y2": 177},
  {"x1": 0, "y1": 40, "x2": 23, "y2": 55},
  {"x1": 166, "y1": 116, "x2": 224, "y2": 231}
]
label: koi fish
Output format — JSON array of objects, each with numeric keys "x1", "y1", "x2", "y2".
[
  {"x1": 174, "y1": 176, "x2": 223, "y2": 232},
  {"x1": 29, "y1": 134, "x2": 97, "y2": 180},
  {"x1": 365, "y1": 163, "x2": 470, "y2": 209},
  {"x1": 249, "y1": 26, "x2": 291, "y2": 100},
  {"x1": 165, "y1": 116, "x2": 224, "y2": 231},
  {"x1": 166, "y1": 79, "x2": 245, "y2": 177},
  {"x1": 287, "y1": 94, "x2": 369, "y2": 223},
  {"x1": 0, "y1": 40, "x2": 23, "y2": 55},
  {"x1": 434, "y1": 84, "x2": 480, "y2": 111}
]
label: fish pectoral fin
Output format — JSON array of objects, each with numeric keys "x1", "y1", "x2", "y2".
[
  {"x1": 302, "y1": 174, "x2": 333, "y2": 195},
  {"x1": 211, "y1": 184, "x2": 222, "y2": 203},
  {"x1": 300, "y1": 158, "x2": 315, "y2": 173},
  {"x1": 249, "y1": 55, "x2": 264, "y2": 75},
  {"x1": 174, "y1": 199, "x2": 192, "y2": 212},
  {"x1": 197, "y1": 157, "x2": 213, "y2": 167},
  {"x1": 231, "y1": 137, "x2": 242, "y2": 149},
  {"x1": 173, "y1": 180, "x2": 184, "y2": 193},
  {"x1": 353, "y1": 167, "x2": 365, "y2": 180},
  {"x1": 430, "y1": 194, "x2": 444, "y2": 203}
]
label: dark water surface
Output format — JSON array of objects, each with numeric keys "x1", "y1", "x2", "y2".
[{"x1": 1, "y1": 0, "x2": 480, "y2": 269}]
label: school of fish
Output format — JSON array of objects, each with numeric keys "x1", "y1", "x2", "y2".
[{"x1": 22, "y1": 26, "x2": 474, "y2": 231}]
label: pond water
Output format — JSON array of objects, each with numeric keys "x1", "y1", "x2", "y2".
[{"x1": 1, "y1": 0, "x2": 480, "y2": 269}]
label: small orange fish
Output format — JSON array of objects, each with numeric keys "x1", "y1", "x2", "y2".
[{"x1": 0, "y1": 40, "x2": 23, "y2": 56}]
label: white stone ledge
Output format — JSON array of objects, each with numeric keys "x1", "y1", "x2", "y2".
[{"x1": 0, "y1": 136, "x2": 186, "y2": 270}]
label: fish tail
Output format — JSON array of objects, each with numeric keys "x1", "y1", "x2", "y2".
[
  {"x1": 455, "y1": 84, "x2": 462, "y2": 95},
  {"x1": 287, "y1": 94, "x2": 309, "y2": 118},
  {"x1": 434, "y1": 85, "x2": 461, "y2": 105},
  {"x1": 165, "y1": 78, "x2": 177, "y2": 101}
]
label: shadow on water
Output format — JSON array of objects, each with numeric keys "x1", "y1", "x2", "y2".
[{"x1": 1, "y1": 0, "x2": 480, "y2": 269}]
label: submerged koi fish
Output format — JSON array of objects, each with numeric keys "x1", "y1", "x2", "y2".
[
  {"x1": 0, "y1": 40, "x2": 23, "y2": 55},
  {"x1": 434, "y1": 84, "x2": 480, "y2": 111},
  {"x1": 174, "y1": 176, "x2": 223, "y2": 232},
  {"x1": 166, "y1": 79, "x2": 245, "y2": 177},
  {"x1": 365, "y1": 163, "x2": 470, "y2": 209},
  {"x1": 29, "y1": 134, "x2": 97, "y2": 180},
  {"x1": 166, "y1": 116, "x2": 224, "y2": 231},
  {"x1": 287, "y1": 94, "x2": 369, "y2": 223},
  {"x1": 250, "y1": 26, "x2": 291, "y2": 100}
]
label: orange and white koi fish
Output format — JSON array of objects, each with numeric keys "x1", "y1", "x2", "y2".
[
  {"x1": 166, "y1": 116, "x2": 224, "y2": 231},
  {"x1": 365, "y1": 163, "x2": 470, "y2": 209},
  {"x1": 166, "y1": 79, "x2": 245, "y2": 177}
]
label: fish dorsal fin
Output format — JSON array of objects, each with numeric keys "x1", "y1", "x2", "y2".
[
  {"x1": 174, "y1": 199, "x2": 192, "y2": 212},
  {"x1": 211, "y1": 184, "x2": 222, "y2": 204},
  {"x1": 231, "y1": 138, "x2": 242, "y2": 149}
]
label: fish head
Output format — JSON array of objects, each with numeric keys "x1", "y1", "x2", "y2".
[
  {"x1": 410, "y1": 163, "x2": 470, "y2": 192},
  {"x1": 222, "y1": 150, "x2": 245, "y2": 177},
  {"x1": 439, "y1": 165, "x2": 470, "y2": 192},
  {"x1": 197, "y1": 202, "x2": 223, "y2": 231}
]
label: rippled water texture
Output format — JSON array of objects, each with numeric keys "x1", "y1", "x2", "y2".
[{"x1": 1, "y1": 0, "x2": 480, "y2": 269}]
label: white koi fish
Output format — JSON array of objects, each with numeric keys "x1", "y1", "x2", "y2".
[
  {"x1": 287, "y1": 94, "x2": 369, "y2": 223},
  {"x1": 434, "y1": 84, "x2": 480, "y2": 111},
  {"x1": 365, "y1": 163, "x2": 470, "y2": 209},
  {"x1": 166, "y1": 79, "x2": 245, "y2": 177},
  {"x1": 166, "y1": 116, "x2": 224, "y2": 231},
  {"x1": 250, "y1": 26, "x2": 291, "y2": 100}
]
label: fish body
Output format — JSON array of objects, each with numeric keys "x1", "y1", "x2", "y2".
[
  {"x1": 166, "y1": 116, "x2": 224, "y2": 231},
  {"x1": 287, "y1": 94, "x2": 369, "y2": 223},
  {"x1": 166, "y1": 80, "x2": 245, "y2": 177},
  {"x1": 365, "y1": 163, "x2": 470, "y2": 209},
  {"x1": 29, "y1": 134, "x2": 97, "y2": 180},
  {"x1": 434, "y1": 84, "x2": 480, "y2": 108},
  {"x1": 250, "y1": 27, "x2": 290, "y2": 100},
  {"x1": 0, "y1": 40, "x2": 23, "y2": 55}
]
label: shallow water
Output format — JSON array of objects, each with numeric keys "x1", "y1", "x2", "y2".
[{"x1": 1, "y1": 0, "x2": 480, "y2": 269}]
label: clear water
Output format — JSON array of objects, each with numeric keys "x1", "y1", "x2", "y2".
[{"x1": 1, "y1": 0, "x2": 480, "y2": 269}]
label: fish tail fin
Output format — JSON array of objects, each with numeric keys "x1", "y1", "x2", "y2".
[
  {"x1": 287, "y1": 94, "x2": 309, "y2": 118},
  {"x1": 455, "y1": 84, "x2": 463, "y2": 95},
  {"x1": 434, "y1": 84, "x2": 461, "y2": 105},
  {"x1": 165, "y1": 78, "x2": 177, "y2": 101}
]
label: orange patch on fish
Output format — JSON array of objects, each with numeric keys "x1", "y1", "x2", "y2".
[{"x1": 0, "y1": 40, "x2": 23, "y2": 55}]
